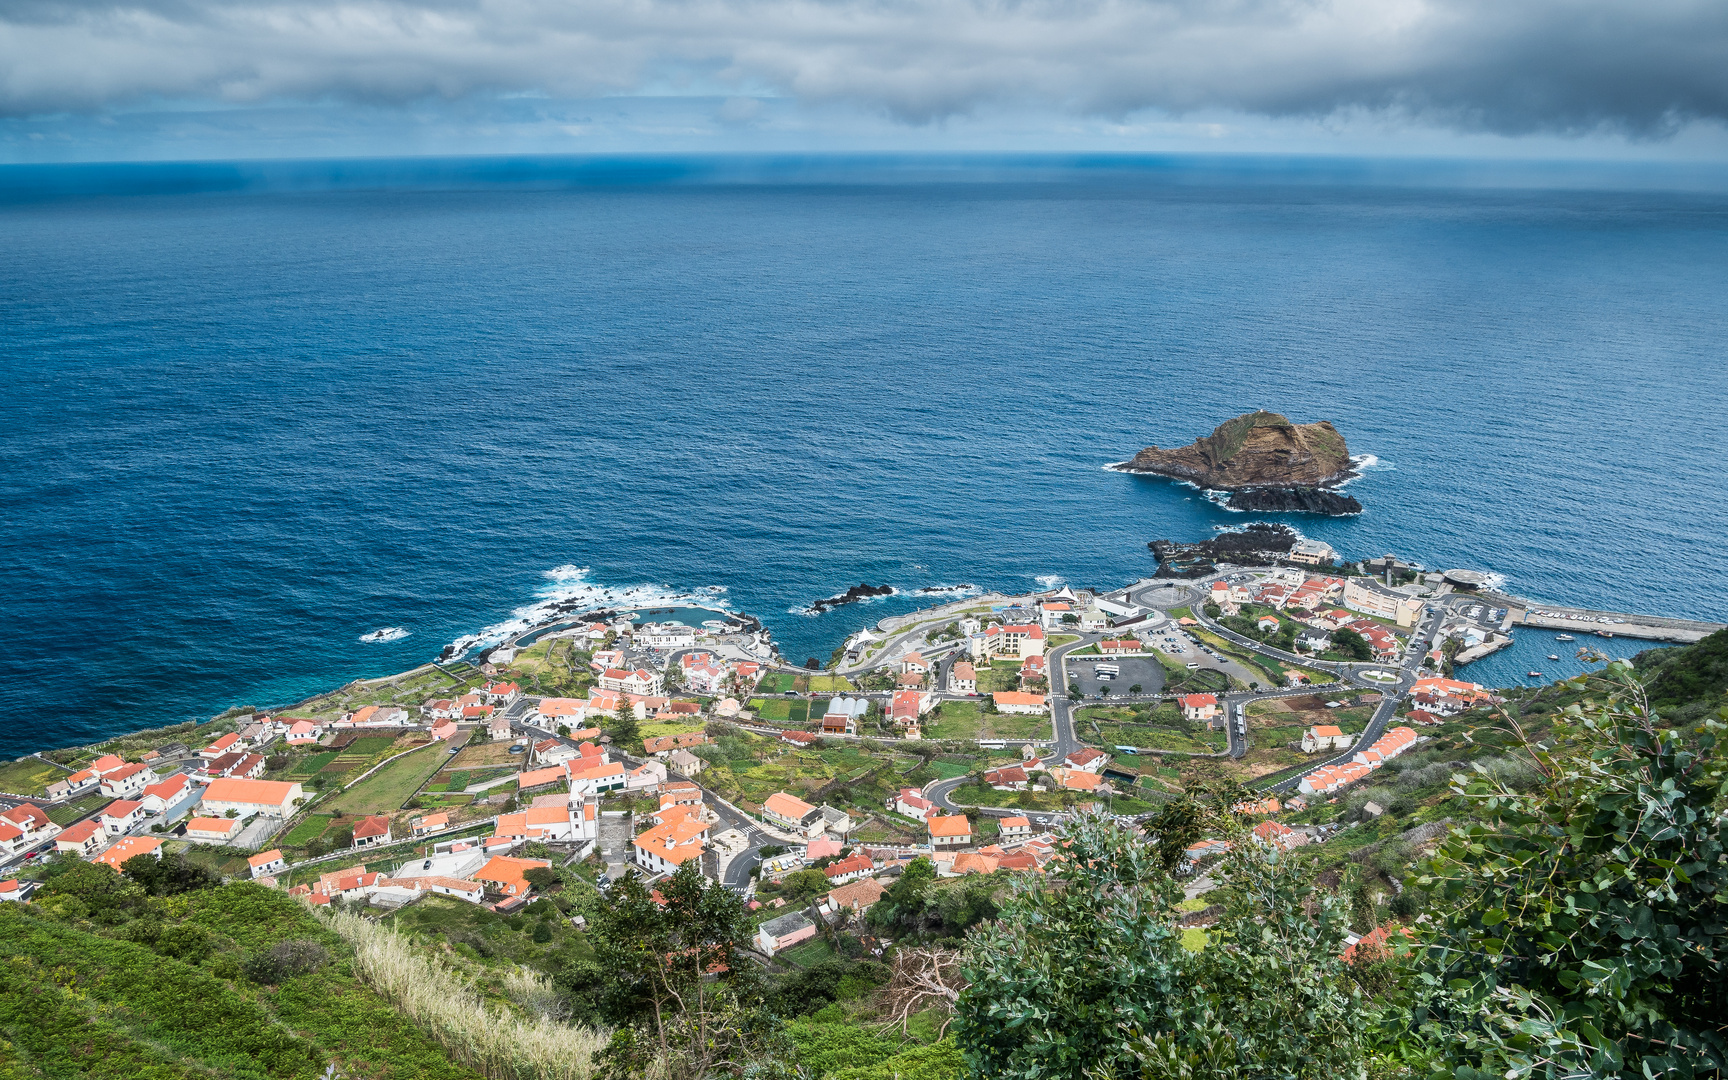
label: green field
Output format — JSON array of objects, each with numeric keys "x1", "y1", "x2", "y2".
[
  {"x1": 702, "y1": 737, "x2": 892, "y2": 809},
  {"x1": 748, "y1": 698, "x2": 810, "y2": 723},
  {"x1": 975, "y1": 660, "x2": 1024, "y2": 695},
  {"x1": 987, "y1": 713, "x2": 1053, "y2": 739},
  {"x1": 807, "y1": 675, "x2": 857, "y2": 693},
  {"x1": 46, "y1": 794, "x2": 109, "y2": 826},
  {"x1": 286, "y1": 751, "x2": 338, "y2": 778},
  {"x1": 0, "y1": 758, "x2": 61, "y2": 797},
  {"x1": 282, "y1": 814, "x2": 335, "y2": 846},
  {"x1": 334, "y1": 746, "x2": 449, "y2": 815},
  {"x1": 759, "y1": 672, "x2": 798, "y2": 694}
]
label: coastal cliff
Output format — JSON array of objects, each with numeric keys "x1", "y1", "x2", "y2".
[{"x1": 1117, "y1": 410, "x2": 1361, "y2": 514}]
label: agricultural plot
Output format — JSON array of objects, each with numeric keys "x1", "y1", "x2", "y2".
[
  {"x1": 702, "y1": 737, "x2": 887, "y2": 807},
  {"x1": 282, "y1": 813, "x2": 335, "y2": 846},
  {"x1": 921, "y1": 700, "x2": 983, "y2": 741},
  {"x1": 286, "y1": 751, "x2": 338, "y2": 778},
  {"x1": 639, "y1": 718, "x2": 707, "y2": 740},
  {"x1": 975, "y1": 660, "x2": 1025, "y2": 695},
  {"x1": 759, "y1": 672, "x2": 798, "y2": 694},
  {"x1": 0, "y1": 758, "x2": 61, "y2": 796},
  {"x1": 1081, "y1": 705, "x2": 1225, "y2": 754},
  {"x1": 446, "y1": 742, "x2": 520, "y2": 770},
  {"x1": 46, "y1": 793, "x2": 109, "y2": 826},
  {"x1": 747, "y1": 698, "x2": 809, "y2": 723},
  {"x1": 806, "y1": 675, "x2": 857, "y2": 693},
  {"x1": 335, "y1": 745, "x2": 449, "y2": 815}
]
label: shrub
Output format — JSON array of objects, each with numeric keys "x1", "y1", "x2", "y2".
[
  {"x1": 156, "y1": 923, "x2": 214, "y2": 963},
  {"x1": 243, "y1": 938, "x2": 328, "y2": 984}
]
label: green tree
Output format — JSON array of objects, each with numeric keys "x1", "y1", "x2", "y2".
[
  {"x1": 121, "y1": 852, "x2": 221, "y2": 896},
  {"x1": 524, "y1": 866, "x2": 560, "y2": 892},
  {"x1": 955, "y1": 813, "x2": 1366, "y2": 1079},
  {"x1": 1332, "y1": 627, "x2": 1373, "y2": 662},
  {"x1": 1411, "y1": 663, "x2": 1728, "y2": 1079},
  {"x1": 611, "y1": 698, "x2": 640, "y2": 749},
  {"x1": 589, "y1": 863, "x2": 774, "y2": 1078}
]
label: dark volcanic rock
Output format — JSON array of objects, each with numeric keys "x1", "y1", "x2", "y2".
[
  {"x1": 807, "y1": 583, "x2": 895, "y2": 614},
  {"x1": 1225, "y1": 487, "x2": 1362, "y2": 515},
  {"x1": 1148, "y1": 523, "x2": 1304, "y2": 577}
]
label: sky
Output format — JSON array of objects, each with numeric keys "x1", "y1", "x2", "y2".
[{"x1": 3, "y1": 0, "x2": 1728, "y2": 162}]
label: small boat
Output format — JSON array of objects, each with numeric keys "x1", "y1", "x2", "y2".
[
  {"x1": 1596, "y1": 630, "x2": 1613, "y2": 638},
  {"x1": 1547, "y1": 654, "x2": 1560, "y2": 661},
  {"x1": 1555, "y1": 634, "x2": 1575, "y2": 641},
  {"x1": 1527, "y1": 671, "x2": 1544, "y2": 678}
]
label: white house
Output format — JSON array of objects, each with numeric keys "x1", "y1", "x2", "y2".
[
  {"x1": 761, "y1": 792, "x2": 824, "y2": 838},
  {"x1": 948, "y1": 662, "x2": 977, "y2": 694},
  {"x1": 977, "y1": 624, "x2": 1047, "y2": 661},
  {"x1": 633, "y1": 816, "x2": 709, "y2": 876},
  {"x1": 636, "y1": 623, "x2": 697, "y2": 650},
  {"x1": 99, "y1": 764, "x2": 156, "y2": 799},
  {"x1": 599, "y1": 668, "x2": 663, "y2": 696},
  {"x1": 482, "y1": 681, "x2": 523, "y2": 705},
  {"x1": 997, "y1": 816, "x2": 1033, "y2": 842},
  {"x1": 100, "y1": 800, "x2": 147, "y2": 836},
  {"x1": 1301, "y1": 725, "x2": 1353, "y2": 753},
  {"x1": 894, "y1": 787, "x2": 935, "y2": 821},
  {"x1": 199, "y1": 778, "x2": 305, "y2": 818},
  {"x1": 992, "y1": 692, "x2": 1048, "y2": 716},
  {"x1": 0, "y1": 803, "x2": 61, "y2": 856},
  {"x1": 1178, "y1": 694, "x2": 1220, "y2": 723},
  {"x1": 249, "y1": 849, "x2": 287, "y2": 878},
  {"x1": 45, "y1": 768, "x2": 99, "y2": 801}
]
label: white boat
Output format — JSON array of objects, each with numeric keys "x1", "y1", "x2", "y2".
[
  {"x1": 1555, "y1": 634, "x2": 1575, "y2": 641},
  {"x1": 1527, "y1": 671, "x2": 1543, "y2": 678}
]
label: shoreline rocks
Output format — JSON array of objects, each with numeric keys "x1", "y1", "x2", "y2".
[
  {"x1": 1223, "y1": 487, "x2": 1362, "y2": 515},
  {"x1": 806, "y1": 583, "x2": 896, "y2": 615}
]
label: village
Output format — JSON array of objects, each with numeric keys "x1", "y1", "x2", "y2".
[{"x1": 3, "y1": 549, "x2": 1715, "y2": 963}]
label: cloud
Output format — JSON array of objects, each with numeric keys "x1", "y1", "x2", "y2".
[{"x1": 1, "y1": 0, "x2": 1725, "y2": 135}]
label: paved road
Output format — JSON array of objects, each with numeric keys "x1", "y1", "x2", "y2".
[
  {"x1": 924, "y1": 775, "x2": 1068, "y2": 828},
  {"x1": 1046, "y1": 633, "x2": 1100, "y2": 758}
]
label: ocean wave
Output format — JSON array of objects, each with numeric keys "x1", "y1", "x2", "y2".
[
  {"x1": 359, "y1": 626, "x2": 410, "y2": 643},
  {"x1": 442, "y1": 567, "x2": 733, "y2": 658},
  {"x1": 1034, "y1": 574, "x2": 1065, "y2": 588}
]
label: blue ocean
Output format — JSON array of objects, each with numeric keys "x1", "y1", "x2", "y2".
[{"x1": 3, "y1": 155, "x2": 1725, "y2": 759}]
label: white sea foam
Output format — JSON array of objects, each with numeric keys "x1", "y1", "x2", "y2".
[
  {"x1": 443, "y1": 566, "x2": 733, "y2": 657},
  {"x1": 359, "y1": 626, "x2": 410, "y2": 644},
  {"x1": 1034, "y1": 574, "x2": 1065, "y2": 588}
]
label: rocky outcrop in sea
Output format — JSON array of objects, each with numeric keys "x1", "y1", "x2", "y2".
[{"x1": 1115, "y1": 410, "x2": 1363, "y2": 516}]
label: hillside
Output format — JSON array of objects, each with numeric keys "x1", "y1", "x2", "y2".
[{"x1": 1636, "y1": 626, "x2": 1728, "y2": 718}]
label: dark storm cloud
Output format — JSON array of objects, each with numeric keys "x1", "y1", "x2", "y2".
[{"x1": 1, "y1": 0, "x2": 1724, "y2": 134}]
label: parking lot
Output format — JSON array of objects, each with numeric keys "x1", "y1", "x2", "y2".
[{"x1": 1066, "y1": 656, "x2": 1163, "y2": 698}]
